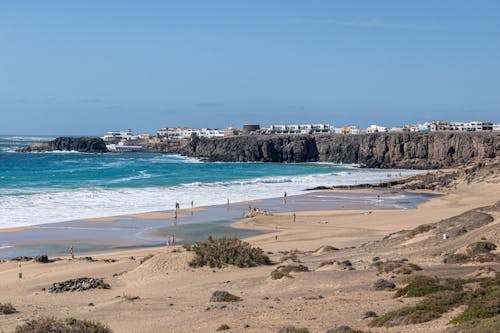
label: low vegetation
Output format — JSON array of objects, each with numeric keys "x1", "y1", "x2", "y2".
[
  {"x1": 406, "y1": 224, "x2": 435, "y2": 238},
  {"x1": 444, "y1": 242, "x2": 499, "y2": 264},
  {"x1": 447, "y1": 315, "x2": 500, "y2": 333},
  {"x1": 188, "y1": 237, "x2": 271, "y2": 268},
  {"x1": 318, "y1": 259, "x2": 353, "y2": 270},
  {"x1": 14, "y1": 317, "x2": 112, "y2": 333},
  {"x1": 394, "y1": 275, "x2": 463, "y2": 297},
  {"x1": 0, "y1": 302, "x2": 17, "y2": 315},
  {"x1": 279, "y1": 249, "x2": 301, "y2": 263},
  {"x1": 216, "y1": 324, "x2": 230, "y2": 331},
  {"x1": 369, "y1": 274, "x2": 500, "y2": 329},
  {"x1": 270, "y1": 264, "x2": 309, "y2": 280},
  {"x1": 371, "y1": 259, "x2": 422, "y2": 275},
  {"x1": 210, "y1": 290, "x2": 241, "y2": 302},
  {"x1": 140, "y1": 254, "x2": 154, "y2": 264}
]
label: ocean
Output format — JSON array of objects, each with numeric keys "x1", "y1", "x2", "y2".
[{"x1": 0, "y1": 135, "x2": 423, "y2": 229}]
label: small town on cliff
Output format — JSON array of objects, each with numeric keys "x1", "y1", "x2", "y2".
[{"x1": 103, "y1": 120, "x2": 500, "y2": 152}]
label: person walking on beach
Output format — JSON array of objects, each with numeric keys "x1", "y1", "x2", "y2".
[
  {"x1": 69, "y1": 245, "x2": 74, "y2": 259},
  {"x1": 191, "y1": 200, "x2": 194, "y2": 209},
  {"x1": 283, "y1": 192, "x2": 287, "y2": 204},
  {"x1": 293, "y1": 212, "x2": 296, "y2": 223}
]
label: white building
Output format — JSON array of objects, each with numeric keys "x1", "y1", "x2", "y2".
[
  {"x1": 366, "y1": 125, "x2": 388, "y2": 133},
  {"x1": 460, "y1": 121, "x2": 493, "y2": 131},
  {"x1": 426, "y1": 121, "x2": 494, "y2": 132},
  {"x1": 264, "y1": 124, "x2": 333, "y2": 135},
  {"x1": 157, "y1": 127, "x2": 224, "y2": 139},
  {"x1": 389, "y1": 127, "x2": 405, "y2": 132},
  {"x1": 106, "y1": 142, "x2": 143, "y2": 152},
  {"x1": 493, "y1": 124, "x2": 500, "y2": 131},
  {"x1": 102, "y1": 130, "x2": 139, "y2": 141}
]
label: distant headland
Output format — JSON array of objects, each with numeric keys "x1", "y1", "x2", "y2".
[{"x1": 17, "y1": 130, "x2": 500, "y2": 170}]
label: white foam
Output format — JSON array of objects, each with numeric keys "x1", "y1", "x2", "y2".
[
  {"x1": 0, "y1": 169, "x2": 423, "y2": 228},
  {"x1": 0, "y1": 136, "x2": 55, "y2": 142}
]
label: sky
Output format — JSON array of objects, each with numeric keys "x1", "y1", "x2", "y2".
[{"x1": 0, "y1": 0, "x2": 499, "y2": 135}]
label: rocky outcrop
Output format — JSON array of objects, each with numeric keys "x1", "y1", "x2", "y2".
[
  {"x1": 18, "y1": 137, "x2": 108, "y2": 153},
  {"x1": 179, "y1": 132, "x2": 500, "y2": 169},
  {"x1": 179, "y1": 135, "x2": 319, "y2": 162},
  {"x1": 48, "y1": 277, "x2": 110, "y2": 293}
]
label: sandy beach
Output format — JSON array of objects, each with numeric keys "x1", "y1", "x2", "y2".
[{"x1": 1, "y1": 164, "x2": 499, "y2": 332}]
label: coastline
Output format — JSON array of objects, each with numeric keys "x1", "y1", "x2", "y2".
[
  {"x1": 0, "y1": 162, "x2": 499, "y2": 332},
  {"x1": 0, "y1": 188, "x2": 435, "y2": 259}
]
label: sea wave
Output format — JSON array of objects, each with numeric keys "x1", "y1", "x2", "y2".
[
  {"x1": 0, "y1": 136, "x2": 55, "y2": 142},
  {"x1": 0, "y1": 169, "x2": 423, "y2": 228}
]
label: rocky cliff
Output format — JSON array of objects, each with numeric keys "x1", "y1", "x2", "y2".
[
  {"x1": 18, "y1": 137, "x2": 108, "y2": 153},
  {"x1": 178, "y1": 132, "x2": 500, "y2": 169}
]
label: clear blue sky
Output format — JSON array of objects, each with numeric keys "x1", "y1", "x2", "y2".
[{"x1": 1, "y1": 0, "x2": 499, "y2": 135}]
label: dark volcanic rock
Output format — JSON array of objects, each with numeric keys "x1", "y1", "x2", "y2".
[
  {"x1": 34, "y1": 254, "x2": 50, "y2": 263},
  {"x1": 178, "y1": 132, "x2": 499, "y2": 169},
  {"x1": 48, "y1": 277, "x2": 110, "y2": 293},
  {"x1": 10, "y1": 256, "x2": 33, "y2": 262},
  {"x1": 210, "y1": 290, "x2": 241, "y2": 302},
  {"x1": 373, "y1": 279, "x2": 396, "y2": 290},
  {"x1": 18, "y1": 137, "x2": 108, "y2": 153}
]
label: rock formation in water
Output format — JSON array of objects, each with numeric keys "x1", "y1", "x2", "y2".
[
  {"x1": 177, "y1": 132, "x2": 499, "y2": 169},
  {"x1": 18, "y1": 137, "x2": 108, "y2": 153}
]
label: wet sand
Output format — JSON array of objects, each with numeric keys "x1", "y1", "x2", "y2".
[{"x1": 0, "y1": 190, "x2": 435, "y2": 259}]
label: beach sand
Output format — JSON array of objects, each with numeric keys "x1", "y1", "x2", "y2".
[
  {"x1": 0, "y1": 226, "x2": 38, "y2": 233},
  {"x1": 1, "y1": 174, "x2": 499, "y2": 332}
]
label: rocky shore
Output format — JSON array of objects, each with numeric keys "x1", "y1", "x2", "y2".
[
  {"x1": 178, "y1": 132, "x2": 499, "y2": 169},
  {"x1": 17, "y1": 136, "x2": 108, "y2": 153},
  {"x1": 18, "y1": 132, "x2": 500, "y2": 169}
]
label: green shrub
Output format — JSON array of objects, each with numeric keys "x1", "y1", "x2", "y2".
[
  {"x1": 370, "y1": 290, "x2": 466, "y2": 327},
  {"x1": 188, "y1": 237, "x2": 271, "y2": 268},
  {"x1": 447, "y1": 315, "x2": 500, "y2": 333},
  {"x1": 395, "y1": 275, "x2": 463, "y2": 298},
  {"x1": 14, "y1": 316, "x2": 112, "y2": 333},
  {"x1": 372, "y1": 259, "x2": 422, "y2": 275},
  {"x1": 451, "y1": 276, "x2": 500, "y2": 324},
  {"x1": 371, "y1": 274, "x2": 500, "y2": 328}
]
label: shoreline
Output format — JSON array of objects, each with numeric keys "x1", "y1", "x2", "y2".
[
  {"x1": 0, "y1": 188, "x2": 435, "y2": 259},
  {"x1": 0, "y1": 170, "x2": 424, "y2": 233},
  {"x1": 0, "y1": 163, "x2": 498, "y2": 333}
]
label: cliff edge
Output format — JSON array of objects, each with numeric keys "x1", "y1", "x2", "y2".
[{"x1": 179, "y1": 132, "x2": 499, "y2": 169}]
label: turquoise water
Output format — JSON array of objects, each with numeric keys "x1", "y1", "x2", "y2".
[{"x1": 0, "y1": 135, "x2": 423, "y2": 228}]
